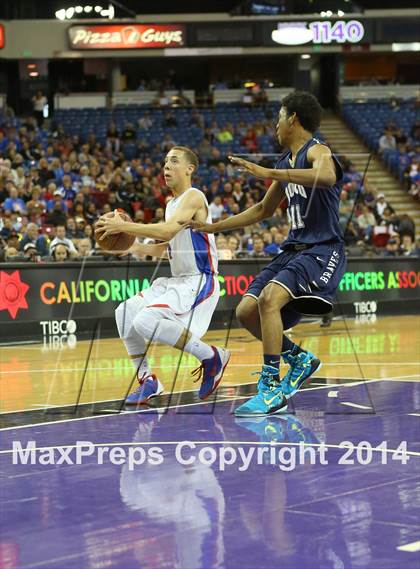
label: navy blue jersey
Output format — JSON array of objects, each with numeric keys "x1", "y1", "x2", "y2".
[{"x1": 278, "y1": 138, "x2": 344, "y2": 246}]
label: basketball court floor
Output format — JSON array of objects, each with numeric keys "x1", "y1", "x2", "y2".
[{"x1": 0, "y1": 315, "x2": 419, "y2": 568}]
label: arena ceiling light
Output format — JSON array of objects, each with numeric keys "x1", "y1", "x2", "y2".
[
  {"x1": 272, "y1": 23, "x2": 313, "y2": 46},
  {"x1": 55, "y1": 2, "x2": 115, "y2": 19},
  {"x1": 392, "y1": 42, "x2": 420, "y2": 51}
]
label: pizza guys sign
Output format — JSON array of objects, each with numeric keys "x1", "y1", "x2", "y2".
[{"x1": 68, "y1": 24, "x2": 186, "y2": 49}]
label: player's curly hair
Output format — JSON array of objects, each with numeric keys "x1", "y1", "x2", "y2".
[{"x1": 281, "y1": 91, "x2": 322, "y2": 134}]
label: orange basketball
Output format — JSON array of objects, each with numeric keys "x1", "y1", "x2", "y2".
[{"x1": 95, "y1": 210, "x2": 136, "y2": 252}]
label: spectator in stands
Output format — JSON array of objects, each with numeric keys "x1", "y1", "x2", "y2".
[
  {"x1": 395, "y1": 213, "x2": 416, "y2": 239},
  {"x1": 19, "y1": 223, "x2": 49, "y2": 256},
  {"x1": 58, "y1": 174, "x2": 78, "y2": 201},
  {"x1": 209, "y1": 196, "x2": 225, "y2": 221},
  {"x1": 216, "y1": 125, "x2": 233, "y2": 144},
  {"x1": 378, "y1": 128, "x2": 396, "y2": 154},
  {"x1": 32, "y1": 91, "x2": 47, "y2": 125},
  {"x1": 49, "y1": 225, "x2": 78, "y2": 257},
  {"x1": 356, "y1": 205, "x2": 376, "y2": 241},
  {"x1": 241, "y1": 128, "x2": 257, "y2": 153},
  {"x1": 232, "y1": 182, "x2": 246, "y2": 210},
  {"x1": 248, "y1": 234, "x2": 268, "y2": 258},
  {"x1": 265, "y1": 207, "x2": 287, "y2": 230},
  {"x1": 26, "y1": 186, "x2": 46, "y2": 217},
  {"x1": 161, "y1": 134, "x2": 176, "y2": 153},
  {"x1": 339, "y1": 190, "x2": 354, "y2": 227},
  {"x1": 4, "y1": 246, "x2": 21, "y2": 261},
  {"x1": 3, "y1": 186, "x2": 27, "y2": 214},
  {"x1": 138, "y1": 112, "x2": 153, "y2": 131},
  {"x1": 23, "y1": 242, "x2": 41, "y2": 263},
  {"x1": 215, "y1": 234, "x2": 231, "y2": 260},
  {"x1": 151, "y1": 207, "x2": 165, "y2": 223},
  {"x1": 51, "y1": 243, "x2": 70, "y2": 262},
  {"x1": 400, "y1": 234, "x2": 419, "y2": 257},
  {"x1": 66, "y1": 217, "x2": 84, "y2": 240},
  {"x1": 383, "y1": 236, "x2": 401, "y2": 257},
  {"x1": 379, "y1": 208, "x2": 399, "y2": 236},
  {"x1": 344, "y1": 220, "x2": 362, "y2": 246},
  {"x1": 76, "y1": 238, "x2": 94, "y2": 258},
  {"x1": 197, "y1": 138, "x2": 212, "y2": 161},
  {"x1": 375, "y1": 193, "x2": 392, "y2": 220},
  {"x1": 121, "y1": 122, "x2": 136, "y2": 143},
  {"x1": 189, "y1": 108, "x2": 204, "y2": 129},
  {"x1": 226, "y1": 235, "x2": 240, "y2": 259}
]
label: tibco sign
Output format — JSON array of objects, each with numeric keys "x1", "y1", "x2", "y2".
[{"x1": 68, "y1": 25, "x2": 186, "y2": 49}]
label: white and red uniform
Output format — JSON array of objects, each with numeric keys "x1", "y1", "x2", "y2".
[{"x1": 132, "y1": 187, "x2": 219, "y2": 338}]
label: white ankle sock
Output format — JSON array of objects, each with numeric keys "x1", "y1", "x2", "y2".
[
  {"x1": 184, "y1": 337, "x2": 214, "y2": 362},
  {"x1": 129, "y1": 353, "x2": 151, "y2": 379}
]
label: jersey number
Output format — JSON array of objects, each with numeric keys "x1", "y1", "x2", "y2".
[{"x1": 287, "y1": 204, "x2": 305, "y2": 230}]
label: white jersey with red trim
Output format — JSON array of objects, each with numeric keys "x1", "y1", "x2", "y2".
[{"x1": 165, "y1": 187, "x2": 218, "y2": 277}]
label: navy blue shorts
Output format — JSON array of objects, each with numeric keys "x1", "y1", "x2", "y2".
[{"x1": 245, "y1": 241, "x2": 346, "y2": 315}]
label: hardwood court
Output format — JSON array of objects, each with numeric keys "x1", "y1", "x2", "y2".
[{"x1": 1, "y1": 315, "x2": 418, "y2": 414}]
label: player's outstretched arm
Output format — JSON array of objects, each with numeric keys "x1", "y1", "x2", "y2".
[
  {"x1": 96, "y1": 193, "x2": 203, "y2": 242},
  {"x1": 228, "y1": 146, "x2": 337, "y2": 188},
  {"x1": 191, "y1": 181, "x2": 286, "y2": 234}
]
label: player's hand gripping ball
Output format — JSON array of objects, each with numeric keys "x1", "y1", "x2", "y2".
[{"x1": 95, "y1": 210, "x2": 136, "y2": 252}]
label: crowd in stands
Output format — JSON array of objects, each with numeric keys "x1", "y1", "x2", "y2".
[
  {"x1": 378, "y1": 118, "x2": 420, "y2": 202},
  {"x1": 0, "y1": 100, "x2": 419, "y2": 264}
]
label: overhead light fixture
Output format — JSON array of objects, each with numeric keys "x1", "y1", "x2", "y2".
[
  {"x1": 301, "y1": 54, "x2": 311, "y2": 59},
  {"x1": 338, "y1": 10, "x2": 344, "y2": 16},
  {"x1": 101, "y1": 4, "x2": 115, "y2": 18},
  {"x1": 55, "y1": 3, "x2": 114, "y2": 19},
  {"x1": 320, "y1": 11, "x2": 326, "y2": 17},
  {"x1": 55, "y1": 8, "x2": 66, "y2": 20},
  {"x1": 272, "y1": 23, "x2": 313, "y2": 46},
  {"x1": 392, "y1": 42, "x2": 420, "y2": 52},
  {"x1": 326, "y1": 10, "x2": 333, "y2": 17}
]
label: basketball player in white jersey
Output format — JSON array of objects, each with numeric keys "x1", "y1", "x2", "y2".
[{"x1": 96, "y1": 146, "x2": 230, "y2": 404}]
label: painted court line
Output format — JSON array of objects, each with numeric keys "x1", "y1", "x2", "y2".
[
  {"x1": 0, "y1": 376, "x2": 381, "y2": 416},
  {"x1": 0, "y1": 363, "x2": 419, "y2": 375},
  {"x1": 397, "y1": 541, "x2": 420, "y2": 553},
  {"x1": 340, "y1": 402, "x2": 373, "y2": 410},
  {"x1": 0, "y1": 377, "x2": 416, "y2": 429}
]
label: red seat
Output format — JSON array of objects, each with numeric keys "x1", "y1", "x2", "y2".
[{"x1": 372, "y1": 232, "x2": 390, "y2": 248}]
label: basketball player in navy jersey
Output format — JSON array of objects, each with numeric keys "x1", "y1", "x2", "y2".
[{"x1": 191, "y1": 91, "x2": 346, "y2": 416}]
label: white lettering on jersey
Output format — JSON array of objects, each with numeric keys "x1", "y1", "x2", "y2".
[{"x1": 285, "y1": 183, "x2": 307, "y2": 202}]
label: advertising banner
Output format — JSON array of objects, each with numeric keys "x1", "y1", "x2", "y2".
[
  {"x1": 0, "y1": 258, "x2": 419, "y2": 342},
  {"x1": 68, "y1": 24, "x2": 186, "y2": 50}
]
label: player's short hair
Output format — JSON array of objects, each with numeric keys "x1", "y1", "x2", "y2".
[
  {"x1": 281, "y1": 91, "x2": 322, "y2": 134},
  {"x1": 171, "y1": 146, "x2": 199, "y2": 174}
]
